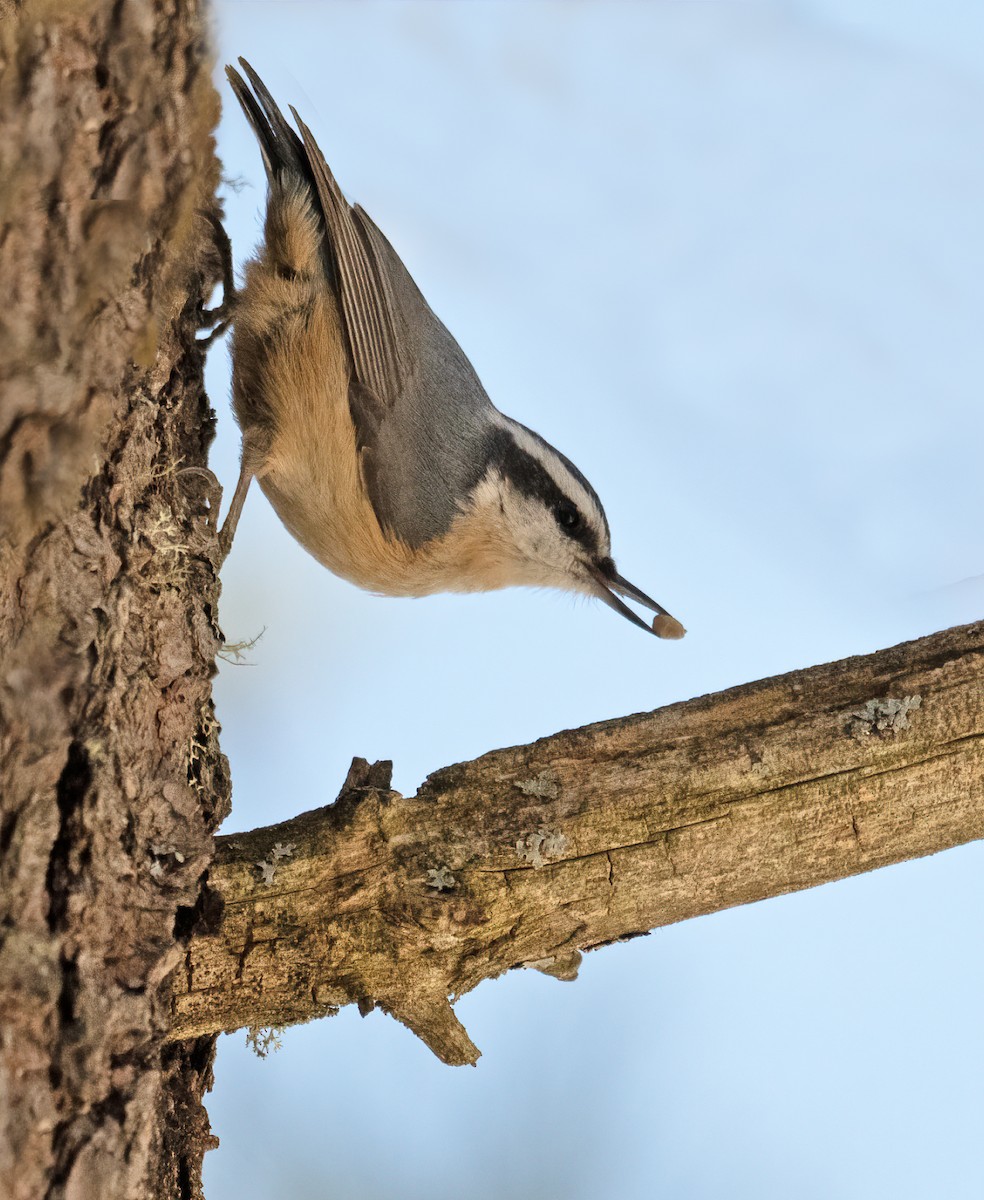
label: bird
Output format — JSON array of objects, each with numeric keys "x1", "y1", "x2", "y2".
[{"x1": 220, "y1": 59, "x2": 684, "y2": 639}]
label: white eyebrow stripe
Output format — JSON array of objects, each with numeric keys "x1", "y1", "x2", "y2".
[{"x1": 492, "y1": 413, "x2": 601, "y2": 525}]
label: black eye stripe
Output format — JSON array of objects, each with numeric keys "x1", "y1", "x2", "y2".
[
  {"x1": 477, "y1": 426, "x2": 603, "y2": 553},
  {"x1": 510, "y1": 422, "x2": 610, "y2": 542}
]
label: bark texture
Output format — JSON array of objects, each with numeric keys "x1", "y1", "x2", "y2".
[
  {"x1": 0, "y1": 3, "x2": 227, "y2": 1198},
  {"x1": 172, "y1": 621, "x2": 984, "y2": 1066}
]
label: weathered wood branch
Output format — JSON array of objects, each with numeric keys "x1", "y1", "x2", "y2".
[{"x1": 173, "y1": 621, "x2": 984, "y2": 1065}]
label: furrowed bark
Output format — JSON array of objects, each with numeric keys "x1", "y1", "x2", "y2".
[
  {"x1": 0, "y1": 3, "x2": 227, "y2": 1198},
  {"x1": 172, "y1": 621, "x2": 984, "y2": 1066}
]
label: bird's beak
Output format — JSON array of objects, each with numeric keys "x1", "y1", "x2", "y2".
[{"x1": 588, "y1": 561, "x2": 686, "y2": 639}]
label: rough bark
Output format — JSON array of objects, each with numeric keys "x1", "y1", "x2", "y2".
[
  {"x1": 0, "y1": 3, "x2": 227, "y2": 1198},
  {"x1": 171, "y1": 621, "x2": 984, "y2": 1066}
]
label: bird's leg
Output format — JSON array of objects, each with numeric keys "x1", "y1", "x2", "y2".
[
  {"x1": 198, "y1": 208, "x2": 237, "y2": 345},
  {"x1": 217, "y1": 457, "x2": 253, "y2": 565}
]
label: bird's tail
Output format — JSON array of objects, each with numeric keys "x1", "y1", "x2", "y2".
[{"x1": 225, "y1": 58, "x2": 311, "y2": 189}]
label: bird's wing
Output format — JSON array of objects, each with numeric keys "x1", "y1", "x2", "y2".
[
  {"x1": 288, "y1": 110, "x2": 413, "y2": 409},
  {"x1": 232, "y1": 59, "x2": 411, "y2": 405},
  {"x1": 229, "y1": 60, "x2": 495, "y2": 547}
]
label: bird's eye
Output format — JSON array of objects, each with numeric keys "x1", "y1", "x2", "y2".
[{"x1": 555, "y1": 501, "x2": 581, "y2": 532}]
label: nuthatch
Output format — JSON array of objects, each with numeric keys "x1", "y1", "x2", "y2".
[{"x1": 221, "y1": 60, "x2": 684, "y2": 639}]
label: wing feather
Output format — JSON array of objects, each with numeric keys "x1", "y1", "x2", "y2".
[{"x1": 289, "y1": 107, "x2": 409, "y2": 407}]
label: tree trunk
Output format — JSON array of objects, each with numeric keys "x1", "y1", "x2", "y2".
[{"x1": 0, "y1": 3, "x2": 227, "y2": 1197}]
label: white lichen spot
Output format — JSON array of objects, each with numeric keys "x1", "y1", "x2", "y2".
[
  {"x1": 522, "y1": 951, "x2": 582, "y2": 981},
  {"x1": 848, "y1": 695, "x2": 922, "y2": 740},
  {"x1": 149, "y1": 844, "x2": 185, "y2": 872},
  {"x1": 425, "y1": 866, "x2": 457, "y2": 892},
  {"x1": 516, "y1": 828, "x2": 569, "y2": 869},
  {"x1": 245, "y1": 1026, "x2": 283, "y2": 1058},
  {"x1": 511, "y1": 768, "x2": 561, "y2": 800},
  {"x1": 144, "y1": 503, "x2": 191, "y2": 585},
  {"x1": 255, "y1": 841, "x2": 297, "y2": 886},
  {"x1": 84, "y1": 738, "x2": 108, "y2": 764},
  {"x1": 218, "y1": 625, "x2": 267, "y2": 665}
]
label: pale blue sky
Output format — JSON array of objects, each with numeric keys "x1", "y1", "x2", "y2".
[{"x1": 204, "y1": 4, "x2": 983, "y2": 1197}]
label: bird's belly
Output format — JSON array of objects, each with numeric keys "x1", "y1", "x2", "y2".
[{"x1": 256, "y1": 454, "x2": 429, "y2": 597}]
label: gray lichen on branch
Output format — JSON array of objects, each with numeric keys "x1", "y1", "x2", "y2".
[
  {"x1": 848, "y1": 694, "x2": 922, "y2": 739},
  {"x1": 170, "y1": 621, "x2": 984, "y2": 1065}
]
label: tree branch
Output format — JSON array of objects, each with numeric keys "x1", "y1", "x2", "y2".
[{"x1": 172, "y1": 621, "x2": 984, "y2": 1065}]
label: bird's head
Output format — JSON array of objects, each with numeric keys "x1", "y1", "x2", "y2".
[{"x1": 452, "y1": 417, "x2": 685, "y2": 638}]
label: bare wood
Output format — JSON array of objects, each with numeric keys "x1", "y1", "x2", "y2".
[{"x1": 172, "y1": 621, "x2": 984, "y2": 1065}]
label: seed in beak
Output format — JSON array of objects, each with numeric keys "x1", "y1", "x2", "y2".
[{"x1": 652, "y1": 614, "x2": 686, "y2": 640}]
